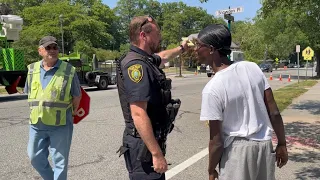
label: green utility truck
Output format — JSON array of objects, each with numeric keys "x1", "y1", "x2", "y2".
[
  {"x1": 0, "y1": 14, "x2": 27, "y2": 94},
  {"x1": 60, "y1": 53, "x2": 116, "y2": 90}
]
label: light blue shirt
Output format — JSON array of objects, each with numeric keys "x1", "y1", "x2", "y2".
[{"x1": 24, "y1": 60, "x2": 81, "y2": 130}]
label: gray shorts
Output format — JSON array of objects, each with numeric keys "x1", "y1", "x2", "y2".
[{"x1": 219, "y1": 137, "x2": 276, "y2": 180}]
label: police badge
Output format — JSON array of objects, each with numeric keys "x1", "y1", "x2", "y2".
[{"x1": 128, "y1": 64, "x2": 143, "y2": 83}]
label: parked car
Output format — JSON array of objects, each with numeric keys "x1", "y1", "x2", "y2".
[
  {"x1": 287, "y1": 63, "x2": 295, "y2": 68},
  {"x1": 259, "y1": 63, "x2": 273, "y2": 72}
]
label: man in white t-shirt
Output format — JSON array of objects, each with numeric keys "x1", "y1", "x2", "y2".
[{"x1": 195, "y1": 24, "x2": 288, "y2": 180}]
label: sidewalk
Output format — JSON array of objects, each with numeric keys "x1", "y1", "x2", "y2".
[{"x1": 274, "y1": 80, "x2": 320, "y2": 180}]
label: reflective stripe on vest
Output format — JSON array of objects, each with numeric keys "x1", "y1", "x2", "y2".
[
  {"x1": 29, "y1": 101, "x2": 70, "y2": 108},
  {"x1": 60, "y1": 64, "x2": 73, "y2": 101},
  {"x1": 28, "y1": 63, "x2": 35, "y2": 94},
  {"x1": 27, "y1": 61, "x2": 75, "y2": 126},
  {"x1": 29, "y1": 101, "x2": 39, "y2": 107}
]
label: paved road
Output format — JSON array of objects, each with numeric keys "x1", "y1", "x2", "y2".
[{"x1": 0, "y1": 72, "x2": 307, "y2": 180}]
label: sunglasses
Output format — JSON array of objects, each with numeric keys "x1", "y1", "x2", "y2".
[
  {"x1": 140, "y1": 15, "x2": 155, "y2": 31},
  {"x1": 45, "y1": 45, "x2": 58, "y2": 50},
  {"x1": 195, "y1": 43, "x2": 210, "y2": 50}
]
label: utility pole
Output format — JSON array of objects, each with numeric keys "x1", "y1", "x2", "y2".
[
  {"x1": 59, "y1": 14, "x2": 64, "y2": 56},
  {"x1": 224, "y1": 6, "x2": 234, "y2": 60},
  {"x1": 227, "y1": 6, "x2": 232, "y2": 31},
  {"x1": 296, "y1": 45, "x2": 300, "y2": 83},
  {"x1": 179, "y1": 25, "x2": 182, "y2": 77}
]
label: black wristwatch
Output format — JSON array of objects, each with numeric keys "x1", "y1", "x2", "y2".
[{"x1": 179, "y1": 45, "x2": 185, "y2": 53}]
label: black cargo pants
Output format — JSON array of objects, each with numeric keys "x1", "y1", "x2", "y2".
[{"x1": 118, "y1": 134, "x2": 165, "y2": 180}]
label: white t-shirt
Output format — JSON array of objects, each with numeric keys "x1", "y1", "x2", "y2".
[{"x1": 200, "y1": 61, "x2": 274, "y2": 148}]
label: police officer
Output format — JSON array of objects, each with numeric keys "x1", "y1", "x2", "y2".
[
  {"x1": 24, "y1": 36, "x2": 81, "y2": 180},
  {"x1": 116, "y1": 15, "x2": 189, "y2": 180}
]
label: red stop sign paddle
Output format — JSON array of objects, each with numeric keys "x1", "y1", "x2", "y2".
[{"x1": 73, "y1": 87, "x2": 90, "y2": 124}]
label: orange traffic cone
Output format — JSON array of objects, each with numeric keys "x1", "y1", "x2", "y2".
[
  {"x1": 269, "y1": 73, "x2": 273, "y2": 80},
  {"x1": 288, "y1": 74, "x2": 291, "y2": 82},
  {"x1": 279, "y1": 74, "x2": 282, "y2": 81},
  {"x1": 194, "y1": 70, "x2": 197, "y2": 75}
]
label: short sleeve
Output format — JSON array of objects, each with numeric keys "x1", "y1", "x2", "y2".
[
  {"x1": 70, "y1": 73, "x2": 81, "y2": 97},
  {"x1": 123, "y1": 60, "x2": 154, "y2": 103},
  {"x1": 263, "y1": 74, "x2": 271, "y2": 90},
  {"x1": 200, "y1": 90, "x2": 224, "y2": 121},
  {"x1": 252, "y1": 62, "x2": 271, "y2": 90}
]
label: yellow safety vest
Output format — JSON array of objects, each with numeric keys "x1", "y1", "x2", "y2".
[{"x1": 27, "y1": 61, "x2": 75, "y2": 126}]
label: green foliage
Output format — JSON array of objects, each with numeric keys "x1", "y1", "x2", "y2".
[
  {"x1": 119, "y1": 43, "x2": 130, "y2": 56},
  {"x1": 260, "y1": 0, "x2": 320, "y2": 50},
  {"x1": 7, "y1": 0, "x2": 320, "y2": 74},
  {"x1": 5, "y1": 0, "x2": 229, "y2": 65},
  {"x1": 94, "y1": 48, "x2": 120, "y2": 61}
]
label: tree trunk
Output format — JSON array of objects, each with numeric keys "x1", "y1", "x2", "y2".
[{"x1": 316, "y1": 51, "x2": 320, "y2": 77}]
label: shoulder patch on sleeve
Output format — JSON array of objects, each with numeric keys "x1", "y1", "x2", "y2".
[{"x1": 128, "y1": 64, "x2": 143, "y2": 83}]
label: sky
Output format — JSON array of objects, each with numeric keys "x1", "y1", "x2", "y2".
[{"x1": 102, "y1": 0, "x2": 262, "y2": 21}]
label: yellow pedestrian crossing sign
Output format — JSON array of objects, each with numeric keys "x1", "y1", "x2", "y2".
[{"x1": 302, "y1": 46, "x2": 314, "y2": 60}]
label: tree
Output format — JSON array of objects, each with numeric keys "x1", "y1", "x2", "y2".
[
  {"x1": 232, "y1": 21, "x2": 266, "y2": 62},
  {"x1": 115, "y1": 0, "x2": 163, "y2": 44},
  {"x1": 161, "y1": 2, "x2": 220, "y2": 46},
  {"x1": 89, "y1": 1, "x2": 120, "y2": 50},
  {"x1": 260, "y1": 0, "x2": 320, "y2": 76},
  {"x1": 0, "y1": 3, "x2": 13, "y2": 15},
  {"x1": 1, "y1": 0, "x2": 62, "y2": 14},
  {"x1": 12, "y1": 1, "x2": 114, "y2": 63},
  {"x1": 94, "y1": 48, "x2": 120, "y2": 60}
]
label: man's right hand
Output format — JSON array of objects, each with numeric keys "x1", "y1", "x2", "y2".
[
  {"x1": 152, "y1": 154, "x2": 168, "y2": 174},
  {"x1": 209, "y1": 170, "x2": 219, "y2": 180},
  {"x1": 275, "y1": 145, "x2": 288, "y2": 168}
]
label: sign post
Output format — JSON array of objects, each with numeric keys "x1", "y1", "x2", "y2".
[
  {"x1": 216, "y1": 6, "x2": 243, "y2": 60},
  {"x1": 215, "y1": 6, "x2": 244, "y2": 31},
  {"x1": 215, "y1": 7, "x2": 244, "y2": 16},
  {"x1": 302, "y1": 46, "x2": 314, "y2": 80},
  {"x1": 312, "y1": 57, "x2": 314, "y2": 77},
  {"x1": 296, "y1": 45, "x2": 300, "y2": 83}
]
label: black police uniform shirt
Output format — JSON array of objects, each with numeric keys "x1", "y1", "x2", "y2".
[{"x1": 122, "y1": 45, "x2": 168, "y2": 128}]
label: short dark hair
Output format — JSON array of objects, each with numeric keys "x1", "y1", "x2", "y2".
[
  {"x1": 129, "y1": 15, "x2": 157, "y2": 45},
  {"x1": 198, "y1": 24, "x2": 232, "y2": 56}
]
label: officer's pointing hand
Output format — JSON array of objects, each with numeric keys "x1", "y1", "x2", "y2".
[
  {"x1": 181, "y1": 39, "x2": 190, "y2": 51},
  {"x1": 152, "y1": 154, "x2": 168, "y2": 174}
]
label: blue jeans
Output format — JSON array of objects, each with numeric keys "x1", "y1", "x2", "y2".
[{"x1": 27, "y1": 122, "x2": 73, "y2": 180}]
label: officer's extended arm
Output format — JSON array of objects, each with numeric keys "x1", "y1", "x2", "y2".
[
  {"x1": 130, "y1": 101, "x2": 163, "y2": 157},
  {"x1": 157, "y1": 40, "x2": 189, "y2": 63}
]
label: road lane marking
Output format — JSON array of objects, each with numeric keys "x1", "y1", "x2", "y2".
[{"x1": 166, "y1": 147, "x2": 208, "y2": 179}]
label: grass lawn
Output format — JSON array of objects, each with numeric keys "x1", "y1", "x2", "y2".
[{"x1": 273, "y1": 80, "x2": 318, "y2": 112}]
